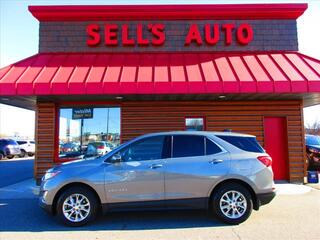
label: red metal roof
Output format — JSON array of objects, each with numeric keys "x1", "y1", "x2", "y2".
[
  {"x1": 0, "y1": 52, "x2": 320, "y2": 96},
  {"x1": 28, "y1": 4, "x2": 307, "y2": 21}
]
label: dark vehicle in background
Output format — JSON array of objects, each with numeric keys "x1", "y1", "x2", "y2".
[
  {"x1": 60, "y1": 142, "x2": 80, "y2": 154},
  {"x1": 305, "y1": 134, "x2": 320, "y2": 171},
  {"x1": 0, "y1": 139, "x2": 21, "y2": 160}
]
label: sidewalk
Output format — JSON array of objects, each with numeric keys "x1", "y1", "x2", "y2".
[{"x1": 275, "y1": 183, "x2": 314, "y2": 195}]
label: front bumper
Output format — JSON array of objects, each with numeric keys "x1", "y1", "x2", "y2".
[
  {"x1": 39, "y1": 196, "x2": 53, "y2": 214},
  {"x1": 257, "y1": 191, "x2": 276, "y2": 206},
  {"x1": 39, "y1": 186, "x2": 53, "y2": 214}
]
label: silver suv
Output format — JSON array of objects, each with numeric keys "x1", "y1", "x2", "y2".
[{"x1": 39, "y1": 131, "x2": 275, "y2": 226}]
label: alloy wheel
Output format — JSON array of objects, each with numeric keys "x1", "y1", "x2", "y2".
[
  {"x1": 219, "y1": 190, "x2": 247, "y2": 219},
  {"x1": 62, "y1": 193, "x2": 91, "y2": 222}
]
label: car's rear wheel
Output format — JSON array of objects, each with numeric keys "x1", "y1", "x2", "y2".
[
  {"x1": 212, "y1": 183, "x2": 253, "y2": 225},
  {"x1": 56, "y1": 186, "x2": 99, "y2": 226},
  {"x1": 6, "y1": 155, "x2": 14, "y2": 159},
  {"x1": 19, "y1": 150, "x2": 26, "y2": 158}
]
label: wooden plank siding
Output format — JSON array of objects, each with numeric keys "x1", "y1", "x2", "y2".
[
  {"x1": 34, "y1": 100, "x2": 306, "y2": 183},
  {"x1": 121, "y1": 100, "x2": 306, "y2": 182},
  {"x1": 34, "y1": 102, "x2": 56, "y2": 180}
]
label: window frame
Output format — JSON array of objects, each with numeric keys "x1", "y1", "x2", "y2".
[
  {"x1": 56, "y1": 104, "x2": 121, "y2": 163},
  {"x1": 184, "y1": 116, "x2": 206, "y2": 131}
]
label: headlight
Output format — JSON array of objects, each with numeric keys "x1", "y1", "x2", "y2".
[{"x1": 42, "y1": 170, "x2": 61, "y2": 181}]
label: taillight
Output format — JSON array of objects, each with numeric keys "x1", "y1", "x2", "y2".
[
  {"x1": 97, "y1": 146, "x2": 104, "y2": 149},
  {"x1": 257, "y1": 156, "x2": 272, "y2": 167}
]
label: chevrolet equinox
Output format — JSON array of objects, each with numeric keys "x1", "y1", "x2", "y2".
[{"x1": 39, "y1": 131, "x2": 276, "y2": 226}]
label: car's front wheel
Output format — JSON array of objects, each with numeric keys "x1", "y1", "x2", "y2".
[
  {"x1": 56, "y1": 186, "x2": 99, "y2": 226},
  {"x1": 212, "y1": 183, "x2": 253, "y2": 225}
]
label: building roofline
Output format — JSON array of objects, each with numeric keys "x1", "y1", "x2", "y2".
[{"x1": 28, "y1": 4, "x2": 308, "y2": 21}]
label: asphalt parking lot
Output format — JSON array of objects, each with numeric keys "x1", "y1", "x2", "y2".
[
  {"x1": 0, "y1": 157, "x2": 34, "y2": 187},
  {"x1": 0, "y1": 159, "x2": 319, "y2": 240}
]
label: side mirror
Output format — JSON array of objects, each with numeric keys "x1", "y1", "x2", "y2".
[{"x1": 109, "y1": 153, "x2": 122, "y2": 163}]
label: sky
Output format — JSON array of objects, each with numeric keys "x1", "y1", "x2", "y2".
[{"x1": 0, "y1": 0, "x2": 319, "y2": 138}]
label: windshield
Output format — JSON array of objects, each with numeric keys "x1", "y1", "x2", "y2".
[
  {"x1": 88, "y1": 142, "x2": 105, "y2": 147},
  {"x1": 306, "y1": 135, "x2": 320, "y2": 145},
  {"x1": 2, "y1": 139, "x2": 18, "y2": 145}
]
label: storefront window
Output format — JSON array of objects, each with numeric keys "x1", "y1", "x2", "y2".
[
  {"x1": 59, "y1": 107, "x2": 120, "y2": 161},
  {"x1": 185, "y1": 117, "x2": 204, "y2": 131}
]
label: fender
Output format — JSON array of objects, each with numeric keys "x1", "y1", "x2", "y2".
[{"x1": 206, "y1": 174, "x2": 258, "y2": 198}]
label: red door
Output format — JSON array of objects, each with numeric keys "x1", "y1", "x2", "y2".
[{"x1": 264, "y1": 117, "x2": 289, "y2": 181}]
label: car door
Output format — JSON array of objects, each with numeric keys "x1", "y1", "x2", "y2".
[
  {"x1": 104, "y1": 135, "x2": 169, "y2": 207},
  {"x1": 164, "y1": 135, "x2": 230, "y2": 204}
]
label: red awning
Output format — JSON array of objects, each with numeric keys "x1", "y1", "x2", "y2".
[{"x1": 0, "y1": 52, "x2": 320, "y2": 96}]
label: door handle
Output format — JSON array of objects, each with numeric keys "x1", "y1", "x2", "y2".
[
  {"x1": 209, "y1": 159, "x2": 224, "y2": 164},
  {"x1": 150, "y1": 164, "x2": 163, "y2": 169}
]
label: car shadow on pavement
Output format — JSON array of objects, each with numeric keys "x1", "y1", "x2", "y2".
[{"x1": 0, "y1": 198, "x2": 227, "y2": 232}]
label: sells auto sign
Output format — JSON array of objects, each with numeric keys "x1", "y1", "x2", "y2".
[{"x1": 86, "y1": 23, "x2": 253, "y2": 47}]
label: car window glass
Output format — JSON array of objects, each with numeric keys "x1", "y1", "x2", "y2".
[
  {"x1": 306, "y1": 135, "x2": 320, "y2": 145},
  {"x1": 119, "y1": 136, "x2": 165, "y2": 162},
  {"x1": 17, "y1": 141, "x2": 27, "y2": 145},
  {"x1": 91, "y1": 142, "x2": 104, "y2": 147},
  {"x1": 217, "y1": 135, "x2": 264, "y2": 153},
  {"x1": 30, "y1": 141, "x2": 35, "y2": 144},
  {"x1": 173, "y1": 135, "x2": 204, "y2": 158},
  {"x1": 206, "y1": 138, "x2": 222, "y2": 155},
  {"x1": 4, "y1": 140, "x2": 18, "y2": 145}
]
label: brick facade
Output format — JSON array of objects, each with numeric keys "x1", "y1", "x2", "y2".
[{"x1": 39, "y1": 20, "x2": 298, "y2": 52}]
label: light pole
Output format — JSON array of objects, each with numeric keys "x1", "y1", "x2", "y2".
[{"x1": 106, "y1": 108, "x2": 109, "y2": 141}]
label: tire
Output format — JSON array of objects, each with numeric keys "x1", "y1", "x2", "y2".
[
  {"x1": 19, "y1": 150, "x2": 26, "y2": 158},
  {"x1": 56, "y1": 186, "x2": 99, "y2": 227},
  {"x1": 6, "y1": 155, "x2": 14, "y2": 159},
  {"x1": 0, "y1": 152, "x2": 4, "y2": 160},
  {"x1": 212, "y1": 183, "x2": 253, "y2": 225},
  {"x1": 28, "y1": 153, "x2": 34, "y2": 157}
]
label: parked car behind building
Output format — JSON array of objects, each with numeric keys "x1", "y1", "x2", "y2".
[
  {"x1": 86, "y1": 141, "x2": 112, "y2": 156},
  {"x1": 0, "y1": 139, "x2": 21, "y2": 160},
  {"x1": 17, "y1": 140, "x2": 35, "y2": 157},
  {"x1": 305, "y1": 134, "x2": 320, "y2": 171}
]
